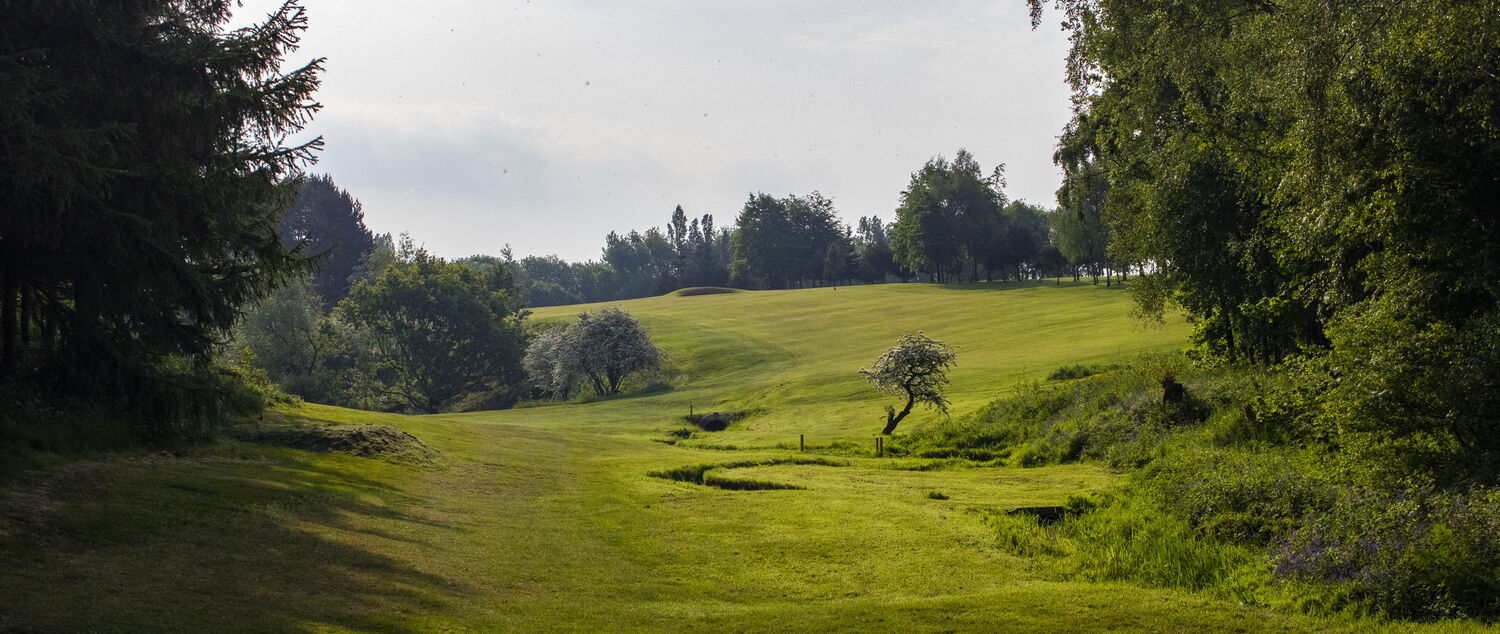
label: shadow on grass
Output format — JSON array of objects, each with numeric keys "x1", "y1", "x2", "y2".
[{"x1": 0, "y1": 449, "x2": 467, "y2": 632}]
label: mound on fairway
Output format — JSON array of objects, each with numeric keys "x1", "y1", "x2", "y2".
[
  {"x1": 230, "y1": 423, "x2": 441, "y2": 464},
  {"x1": 670, "y1": 286, "x2": 741, "y2": 297}
]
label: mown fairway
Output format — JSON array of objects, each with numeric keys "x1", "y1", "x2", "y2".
[{"x1": 1, "y1": 282, "x2": 1433, "y2": 631}]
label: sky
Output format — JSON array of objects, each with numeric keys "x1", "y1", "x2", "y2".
[{"x1": 248, "y1": 1, "x2": 1075, "y2": 263}]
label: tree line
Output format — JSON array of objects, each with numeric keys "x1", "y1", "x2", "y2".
[
  {"x1": 0, "y1": 0, "x2": 1132, "y2": 431},
  {"x1": 1030, "y1": 0, "x2": 1500, "y2": 480},
  {"x1": 504, "y1": 149, "x2": 1124, "y2": 308}
]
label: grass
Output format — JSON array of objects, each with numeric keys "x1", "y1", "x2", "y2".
[{"x1": 2, "y1": 280, "x2": 1460, "y2": 631}]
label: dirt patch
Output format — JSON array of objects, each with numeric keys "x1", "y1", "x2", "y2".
[{"x1": 230, "y1": 424, "x2": 442, "y2": 465}]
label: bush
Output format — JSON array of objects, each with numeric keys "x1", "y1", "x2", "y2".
[
  {"x1": 989, "y1": 489, "x2": 1263, "y2": 601},
  {"x1": 1272, "y1": 486, "x2": 1500, "y2": 620},
  {"x1": 1143, "y1": 444, "x2": 1336, "y2": 544},
  {"x1": 1046, "y1": 363, "x2": 1120, "y2": 381}
]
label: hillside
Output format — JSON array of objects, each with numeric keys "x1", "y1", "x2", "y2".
[
  {"x1": 466, "y1": 281, "x2": 1188, "y2": 445},
  {"x1": 1, "y1": 282, "x2": 1407, "y2": 632}
]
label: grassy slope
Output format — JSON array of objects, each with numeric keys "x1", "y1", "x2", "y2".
[
  {"x1": 1, "y1": 281, "x2": 1448, "y2": 632},
  {"x1": 462, "y1": 281, "x2": 1184, "y2": 445}
]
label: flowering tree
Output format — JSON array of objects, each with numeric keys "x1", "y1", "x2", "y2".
[
  {"x1": 859, "y1": 332, "x2": 958, "y2": 435},
  {"x1": 525, "y1": 306, "x2": 661, "y2": 398}
]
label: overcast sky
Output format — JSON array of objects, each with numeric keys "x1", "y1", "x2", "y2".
[{"x1": 252, "y1": 1, "x2": 1074, "y2": 263}]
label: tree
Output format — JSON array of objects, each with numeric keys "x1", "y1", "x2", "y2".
[
  {"x1": 1030, "y1": 0, "x2": 1500, "y2": 478},
  {"x1": 521, "y1": 325, "x2": 578, "y2": 399},
  {"x1": 525, "y1": 306, "x2": 661, "y2": 397},
  {"x1": 231, "y1": 275, "x2": 351, "y2": 403},
  {"x1": 277, "y1": 174, "x2": 375, "y2": 308},
  {"x1": 822, "y1": 241, "x2": 850, "y2": 285},
  {"x1": 339, "y1": 238, "x2": 528, "y2": 413},
  {"x1": 730, "y1": 192, "x2": 844, "y2": 289},
  {"x1": 0, "y1": 0, "x2": 323, "y2": 414},
  {"x1": 890, "y1": 150, "x2": 1007, "y2": 283},
  {"x1": 859, "y1": 332, "x2": 958, "y2": 435}
]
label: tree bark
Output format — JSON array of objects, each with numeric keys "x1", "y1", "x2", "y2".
[
  {"x1": 1, "y1": 277, "x2": 17, "y2": 378},
  {"x1": 881, "y1": 393, "x2": 915, "y2": 435}
]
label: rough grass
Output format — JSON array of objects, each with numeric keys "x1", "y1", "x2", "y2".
[
  {"x1": 228, "y1": 423, "x2": 443, "y2": 465},
  {"x1": 2, "y1": 281, "x2": 1442, "y2": 631}
]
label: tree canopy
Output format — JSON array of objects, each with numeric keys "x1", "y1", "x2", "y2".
[
  {"x1": 277, "y1": 174, "x2": 375, "y2": 308},
  {"x1": 730, "y1": 192, "x2": 847, "y2": 289},
  {"x1": 523, "y1": 306, "x2": 661, "y2": 398},
  {"x1": 339, "y1": 239, "x2": 528, "y2": 413},
  {"x1": 0, "y1": 0, "x2": 323, "y2": 431},
  {"x1": 860, "y1": 332, "x2": 958, "y2": 435},
  {"x1": 1032, "y1": 0, "x2": 1500, "y2": 478},
  {"x1": 890, "y1": 150, "x2": 1010, "y2": 283}
]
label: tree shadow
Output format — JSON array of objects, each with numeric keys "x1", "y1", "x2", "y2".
[{"x1": 0, "y1": 449, "x2": 471, "y2": 632}]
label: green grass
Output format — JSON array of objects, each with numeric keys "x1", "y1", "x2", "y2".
[{"x1": 3, "y1": 281, "x2": 1463, "y2": 631}]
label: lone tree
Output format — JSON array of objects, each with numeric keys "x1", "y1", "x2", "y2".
[
  {"x1": 860, "y1": 332, "x2": 958, "y2": 435},
  {"x1": 525, "y1": 306, "x2": 661, "y2": 398}
]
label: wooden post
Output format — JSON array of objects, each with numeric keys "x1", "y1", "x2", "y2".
[
  {"x1": 689, "y1": 404, "x2": 693, "y2": 417},
  {"x1": 800, "y1": 434, "x2": 804, "y2": 452}
]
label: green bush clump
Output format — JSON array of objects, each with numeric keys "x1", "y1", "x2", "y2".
[
  {"x1": 1143, "y1": 445, "x2": 1336, "y2": 544},
  {"x1": 1272, "y1": 486, "x2": 1500, "y2": 620},
  {"x1": 989, "y1": 490, "x2": 1263, "y2": 601},
  {"x1": 901, "y1": 356, "x2": 1216, "y2": 469},
  {"x1": 1046, "y1": 363, "x2": 1120, "y2": 381}
]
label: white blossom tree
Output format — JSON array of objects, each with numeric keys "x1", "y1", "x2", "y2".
[
  {"x1": 524, "y1": 306, "x2": 661, "y2": 398},
  {"x1": 522, "y1": 325, "x2": 578, "y2": 399},
  {"x1": 859, "y1": 331, "x2": 958, "y2": 435}
]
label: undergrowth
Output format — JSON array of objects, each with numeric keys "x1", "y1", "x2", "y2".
[{"x1": 915, "y1": 354, "x2": 1500, "y2": 623}]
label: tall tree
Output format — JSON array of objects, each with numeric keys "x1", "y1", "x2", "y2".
[
  {"x1": 1032, "y1": 0, "x2": 1500, "y2": 476},
  {"x1": 339, "y1": 238, "x2": 528, "y2": 413},
  {"x1": 0, "y1": 1, "x2": 322, "y2": 413},
  {"x1": 890, "y1": 150, "x2": 1007, "y2": 283},
  {"x1": 730, "y1": 192, "x2": 844, "y2": 289},
  {"x1": 277, "y1": 174, "x2": 375, "y2": 308}
]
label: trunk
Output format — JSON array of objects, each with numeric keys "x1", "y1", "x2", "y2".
[
  {"x1": 881, "y1": 394, "x2": 916, "y2": 435},
  {"x1": 19, "y1": 286, "x2": 32, "y2": 345},
  {"x1": 0, "y1": 276, "x2": 15, "y2": 377},
  {"x1": 42, "y1": 289, "x2": 58, "y2": 352}
]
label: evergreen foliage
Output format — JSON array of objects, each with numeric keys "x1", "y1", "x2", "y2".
[
  {"x1": 277, "y1": 174, "x2": 375, "y2": 308},
  {"x1": 0, "y1": 0, "x2": 323, "y2": 435}
]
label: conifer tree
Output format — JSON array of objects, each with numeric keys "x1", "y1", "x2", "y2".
[{"x1": 0, "y1": 1, "x2": 323, "y2": 405}]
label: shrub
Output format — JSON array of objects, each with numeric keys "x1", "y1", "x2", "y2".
[
  {"x1": 1271, "y1": 486, "x2": 1500, "y2": 620},
  {"x1": 1046, "y1": 363, "x2": 1120, "y2": 381},
  {"x1": 1143, "y1": 444, "x2": 1336, "y2": 544},
  {"x1": 989, "y1": 489, "x2": 1263, "y2": 601}
]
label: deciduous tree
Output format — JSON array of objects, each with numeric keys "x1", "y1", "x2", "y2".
[{"x1": 860, "y1": 332, "x2": 958, "y2": 435}]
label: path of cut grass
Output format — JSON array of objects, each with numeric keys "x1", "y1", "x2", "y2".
[{"x1": 4, "y1": 282, "x2": 1463, "y2": 631}]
